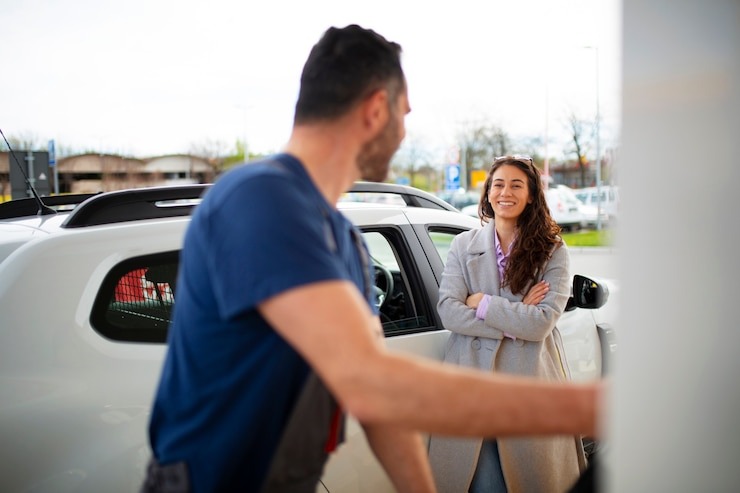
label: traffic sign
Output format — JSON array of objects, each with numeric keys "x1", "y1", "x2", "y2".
[
  {"x1": 48, "y1": 140, "x2": 56, "y2": 167},
  {"x1": 445, "y1": 164, "x2": 460, "y2": 191}
]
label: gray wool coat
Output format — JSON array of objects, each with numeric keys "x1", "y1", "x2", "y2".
[{"x1": 428, "y1": 221, "x2": 586, "y2": 493}]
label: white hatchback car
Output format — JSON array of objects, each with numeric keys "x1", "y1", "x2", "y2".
[
  {"x1": 546, "y1": 184, "x2": 610, "y2": 231},
  {"x1": 0, "y1": 182, "x2": 615, "y2": 492}
]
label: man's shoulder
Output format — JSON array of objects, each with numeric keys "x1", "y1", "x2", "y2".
[
  {"x1": 205, "y1": 155, "x2": 313, "y2": 210},
  {"x1": 216, "y1": 154, "x2": 301, "y2": 189}
]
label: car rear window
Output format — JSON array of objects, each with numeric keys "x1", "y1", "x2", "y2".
[{"x1": 90, "y1": 251, "x2": 179, "y2": 343}]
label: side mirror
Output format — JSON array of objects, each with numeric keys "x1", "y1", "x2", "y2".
[{"x1": 564, "y1": 275, "x2": 609, "y2": 311}]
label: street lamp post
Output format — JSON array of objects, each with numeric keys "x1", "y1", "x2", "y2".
[{"x1": 585, "y1": 45, "x2": 602, "y2": 230}]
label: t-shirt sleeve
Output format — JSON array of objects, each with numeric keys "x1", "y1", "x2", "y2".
[{"x1": 199, "y1": 173, "x2": 348, "y2": 321}]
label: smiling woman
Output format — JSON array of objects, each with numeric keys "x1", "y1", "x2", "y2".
[{"x1": 428, "y1": 155, "x2": 587, "y2": 493}]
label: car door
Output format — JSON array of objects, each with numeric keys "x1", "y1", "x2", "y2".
[{"x1": 319, "y1": 212, "x2": 466, "y2": 492}]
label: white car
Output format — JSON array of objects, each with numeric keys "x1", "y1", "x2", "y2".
[
  {"x1": 546, "y1": 184, "x2": 610, "y2": 231},
  {"x1": 0, "y1": 182, "x2": 615, "y2": 492},
  {"x1": 575, "y1": 185, "x2": 620, "y2": 221}
]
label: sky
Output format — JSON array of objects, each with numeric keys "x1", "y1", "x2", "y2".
[{"x1": 1, "y1": 0, "x2": 621, "y2": 164}]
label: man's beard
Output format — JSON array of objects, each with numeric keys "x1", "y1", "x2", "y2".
[{"x1": 357, "y1": 112, "x2": 401, "y2": 182}]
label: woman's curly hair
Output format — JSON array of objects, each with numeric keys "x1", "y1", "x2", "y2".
[{"x1": 477, "y1": 156, "x2": 562, "y2": 295}]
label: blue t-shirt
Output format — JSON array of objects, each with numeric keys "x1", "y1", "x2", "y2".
[{"x1": 148, "y1": 154, "x2": 375, "y2": 492}]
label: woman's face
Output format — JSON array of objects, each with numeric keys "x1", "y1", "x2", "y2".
[{"x1": 487, "y1": 164, "x2": 532, "y2": 222}]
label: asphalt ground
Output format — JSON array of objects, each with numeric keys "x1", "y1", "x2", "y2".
[{"x1": 568, "y1": 247, "x2": 619, "y2": 281}]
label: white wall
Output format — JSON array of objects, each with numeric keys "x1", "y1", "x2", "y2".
[{"x1": 608, "y1": 1, "x2": 740, "y2": 491}]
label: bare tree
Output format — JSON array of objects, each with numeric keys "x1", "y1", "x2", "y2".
[
  {"x1": 5, "y1": 132, "x2": 46, "y2": 151},
  {"x1": 511, "y1": 136, "x2": 547, "y2": 172},
  {"x1": 391, "y1": 135, "x2": 434, "y2": 189},
  {"x1": 458, "y1": 123, "x2": 512, "y2": 168},
  {"x1": 456, "y1": 122, "x2": 514, "y2": 188},
  {"x1": 564, "y1": 111, "x2": 590, "y2": 188},
  {"x1": 221, "y1": 139, "x2": 253, "y2": 172}
]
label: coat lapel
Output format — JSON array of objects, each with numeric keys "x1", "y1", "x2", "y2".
[{"x1": 463, "y1": 221, "x2": 501, "y2": 295}]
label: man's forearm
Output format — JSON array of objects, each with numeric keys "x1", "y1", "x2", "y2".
[
  {"x1": 363, "y1": 423, "x2": 437, "y2": 493},
  {"x1": 259, "y1": 281, "x2": 601, "y2": 440},
  {"x1": 348, "y1": 353, "x2": 602, "y2": 439}
]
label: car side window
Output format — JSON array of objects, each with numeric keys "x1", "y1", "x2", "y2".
[
  {"x1": 428, "y1": 229, "x2": 461, "y2": 266},
  {"x1": 90, "y1": 251, "x2": 179, "y2": 343},
  {"x1": 90, "y1": 229, "x2": 439, "y2": 342},
  {"x1": 362, "y1": 229, "x2": 433, "y2": 336}
]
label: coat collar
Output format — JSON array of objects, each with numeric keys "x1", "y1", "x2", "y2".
[{"x1": 468, "y1": 220, "x2": 496, "y2": 255}]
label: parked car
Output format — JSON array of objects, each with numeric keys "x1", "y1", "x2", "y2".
[
  {"x1": 546, "y1": 184, "x2": 610, "y2": 231},
  {"x1": 575, "y1": 185, "x2": 620, "y2": 221},
  {"x1": 0, "y1": 182, "x2": 616, "y2": 492},
  {"x1": 435, "y1": 188, "x2": 482, "y2": 211}
]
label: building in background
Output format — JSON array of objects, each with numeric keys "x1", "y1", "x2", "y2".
[{"x1": 1, "y1": 152, "x2": 217, "y2": 199}]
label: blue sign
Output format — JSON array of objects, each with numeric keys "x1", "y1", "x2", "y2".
[
  {"x1": 445, "y1": 164, "x2": 460, "y2": 191},
  {"x1": 48, "y1": 140, "x2": 56, "y2": 167}
]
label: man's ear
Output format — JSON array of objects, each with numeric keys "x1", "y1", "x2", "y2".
[{"x1": 361, "y1": 89, "x2": 389, "y2": 134}]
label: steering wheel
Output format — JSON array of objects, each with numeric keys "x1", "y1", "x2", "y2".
[{"x1": 372, "y1": 263, "x2": 394, "y2": 311}]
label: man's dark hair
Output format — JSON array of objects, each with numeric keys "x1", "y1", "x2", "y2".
[{"x1": 294, "y1": 25, "x2": 405, "y2": 124}]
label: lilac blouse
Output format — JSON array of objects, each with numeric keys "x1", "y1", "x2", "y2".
[{"x1": 474, "y1": 228, "x2": 516, "y2": 340}]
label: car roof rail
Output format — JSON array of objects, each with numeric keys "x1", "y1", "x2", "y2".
[
  {"x1": 349, "y1": 181, "x2": 457, "y2": 212},
  {"x1": 0, "y1": 193, "x2": 98, "y2": 220},
  {"x1": 62, "y1": 184, "x2": 212, "y2": 228}
]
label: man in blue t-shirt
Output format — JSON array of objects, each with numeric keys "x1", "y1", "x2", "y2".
[
  {"x1": 143, "y1": 24, "x2": 602, "y2": 493},
  {"x1": 147, "y1": 154, "x2": 375, "y2": 492}
]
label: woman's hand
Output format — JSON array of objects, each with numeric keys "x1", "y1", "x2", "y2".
[
  {"x1": 522, "y1": 280, "x2": 549, "y2": 305},
  {"x1": 466, "y1": 292, "x2": 485, "y2": 309}
]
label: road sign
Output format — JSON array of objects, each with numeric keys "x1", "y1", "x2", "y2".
[
  {"x1": 445, "y1": 164, "x2": 460, "y2": 191},
  {"x1": 9, "y1": 151, "x2": 51, "y2": 199},
  {"x1": 48, "y1": 140, "x2": 56, "y2": 167}
]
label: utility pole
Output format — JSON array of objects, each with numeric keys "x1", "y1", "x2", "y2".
[{"x1": 585, "y1": 45, "x2": 603, "y2": 230}]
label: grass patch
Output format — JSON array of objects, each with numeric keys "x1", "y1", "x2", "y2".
[{"x1": 561, "y1": 228, "x2": 615, "y2": 247}]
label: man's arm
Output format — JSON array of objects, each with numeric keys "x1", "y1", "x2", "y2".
[
  {"x1": 259, "y1": 280, "x2": 601, "y2": 438},
  {"x1": 359, "y1": 316, "x2": 437, "y2": 493},
  {"x1": 363, "y1": 423, "x2": 436, "y2": 493}
]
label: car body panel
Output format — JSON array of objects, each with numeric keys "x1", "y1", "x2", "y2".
[{"x1": 545, "y1": 185, "x2": 584, "y2": 230}]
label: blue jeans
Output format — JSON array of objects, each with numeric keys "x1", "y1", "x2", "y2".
[{"x1": 469, "y1": 440, "x2": 507, "y2": 493}]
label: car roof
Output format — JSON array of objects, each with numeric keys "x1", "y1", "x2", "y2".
[
  {"x1": 0, "y1": 181, "x2": 456, "y2": 224},
  {"x1": 0, "y1": 182, "x2": 475, "y2": 264},
  {"x1": 340, "y1": 200, "x2": 480, "y2": 228}
]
